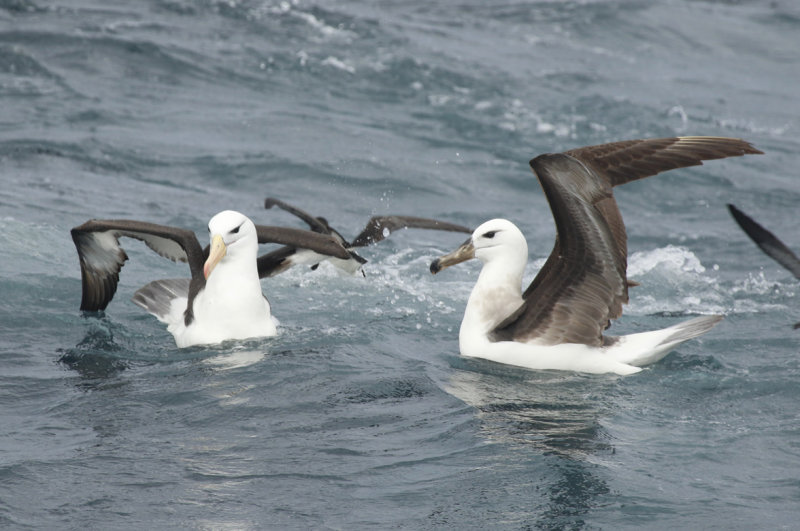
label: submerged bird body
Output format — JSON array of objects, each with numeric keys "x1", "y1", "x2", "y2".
[{"x1": 431, "y1": 137, "x2": 761, "y2": 375}]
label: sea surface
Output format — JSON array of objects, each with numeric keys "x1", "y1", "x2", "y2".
[{"x1": 1, "y1": 0, "x2": 799, "y2": 529}]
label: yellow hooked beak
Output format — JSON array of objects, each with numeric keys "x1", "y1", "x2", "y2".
[
  {"x1": 204, "y1": 234, "x2": 227, "y2": 279},
  {"x1": 430, "y1": 237, "x2": 475, "y2": 274}
]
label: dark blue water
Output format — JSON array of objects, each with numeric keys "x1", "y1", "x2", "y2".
[{"x1": 2, "y1": 0, "x2": 799, "y2": 528}]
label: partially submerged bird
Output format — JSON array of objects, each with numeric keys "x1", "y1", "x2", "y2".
[
  {"x1": 728, "y1": 203, "x2": 800, "y2": 329},
  {"x1": 258, "y1": 197, "x2": 472, "y2": 277},
  {"x1": 71, "y1": 210, "x2": 350, "y2": 347},
  {"x1": 431, "y1": 137, "x2": 762, "y2": 375}
]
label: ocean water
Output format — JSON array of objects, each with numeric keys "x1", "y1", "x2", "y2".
[{"x1": 1, "y1": 0, "x2": 799, "y2": 528}]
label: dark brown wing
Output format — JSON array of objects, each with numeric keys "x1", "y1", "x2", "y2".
[
  {"x1": 494, "y1": 136, "x2": 762, "y2": 346},
  {"x1": 70, "y1": 219, "x2": 205, "y2": 312},
  {"x1": 567, "y1": 136, "x2": 763, "y2": 270},
  {"x1": 264, "y1": 197, "x2": 332, "y2": 234},
  {"x1": 253, "y1": 225, "x2": 353, "y2": 278},
  {"x1": 492, "y1": 153, "x2": 622, "y2": 346},
  {"x1": 565, "y1": 136, "x2": 762, "y2": 188},
  {"x1": 349, "y1": 216, "x2": 472, "y2": 247},
  {"x1": 728, "y1": 204, "x2": 800, "y2": 279},
  {"x1": 257, "y1": 246, "x2": 299, "y2": 278},
  {"x1": 254, "y1": 225, "x2": 351, "y2": 259},
  {"x1": 256, "y1": 245, "x2": 367, "y2": 278}
]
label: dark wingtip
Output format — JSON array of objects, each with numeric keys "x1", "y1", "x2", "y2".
[
  {"x1": 430, "y1": 259, "x2": 441, "y2": 275},
  {"x1": 529, "y1": 153, "x2": 552, "y2": 169},
  {"x1": 350, "y1": 251, "x2": 368, "y2": 265},
  {"x1": 727, "y1": 203, "x2": 755, "y2": 231},
  {"x1": 743, "y1": 143, "x2": 764, "y2": 155},
  {"x1": 264, "y1": 197, "x2": 276, "y2": 209}
]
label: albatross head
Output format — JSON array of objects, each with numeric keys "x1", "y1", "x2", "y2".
[
  {"x1": 204, "y1": 210, "x2": 258, "y2": 279},
  {"x1": 430, "y1": 218, "x2": 528, "y2": 274}
]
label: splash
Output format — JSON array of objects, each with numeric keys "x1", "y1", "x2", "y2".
[
  {"x1": 628, "y1": 244, "x2": 707, "y2": 277},
  {"x1": 625, "y1": 246, "x2": 723, "y2": 316}
]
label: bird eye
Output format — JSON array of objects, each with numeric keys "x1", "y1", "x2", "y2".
[
  {"x1": 231, "y1": 224, "x2": 242, "y2": 235},
  {"x1": 483, "y1": 231, "x2": 497, "y2": 239}
]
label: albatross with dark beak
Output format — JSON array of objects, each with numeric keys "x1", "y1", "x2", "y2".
[{"x1": 431, "y1": 137, "x2": 762, "y2": 375}]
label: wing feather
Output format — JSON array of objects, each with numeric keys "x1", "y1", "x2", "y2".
[
  {"x1": 264, "y1": 197, "x2": 338, "y2": 235},
  {"x1": 566, "y1": 136, "x2": 762, "y2": 188},
  {"x1": 254, "y1": 225, "x2": 351, "y2": 259},
  {"x1": 492, "y1": 137, "x2": 762, "y2": 346},
  {"x1": 70, "y1": 219, "x2": 205, "y2": 312},
  {"x1": 492, "y1": 153, "x2": 621, "y2": 346},
  {"x1": 350, "y1": 216, "x2": 471, "y2": 247},
  {"x1": 728, "y1": 204, "x2": 800, "y2": 279}
]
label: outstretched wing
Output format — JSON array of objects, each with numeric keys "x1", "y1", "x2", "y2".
[
  {"x1": 254, "y1": 225, "x2": 352, "y2": 259},
  {"x1": 256, "y1": 246, "x2": 366, "y2": 278},
  {"x1": 251, "y1": 225, "x2": 354, "y2": 278},
  {"x1": 493, "y1": 136, "x2": 762, "y2": 346},
  {"x1": 257, "y1": 246, "x2": 300, "y2": 278},
  {"x1": 349, "y1": 216, "x2": 472, "y2": 247},
  {"x1": 264, "y1": 197, "x2": 332, "y2": 235},
  {"x1": 565, "y1": 136, "x2": 762, "y2": 188},
  {"x1": 728, "y1": 204, "x2": 800, "y2": 279},
  {"x1": 262, "y1": 199, "x2": 468, "y2": 274},
  {"x1": 565, "y1": 136, "x2": 764, "y2": 272},
  {"x1": 70, "y1": 219, "x2": 205, "y2": 311},
  {"x1": 492, "y1": 153, "x2": 622, "y2": 346}
]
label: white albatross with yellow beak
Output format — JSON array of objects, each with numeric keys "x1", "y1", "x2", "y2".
[{"x1": 71, "y1": 210, "x2": 351, "y2": 347}]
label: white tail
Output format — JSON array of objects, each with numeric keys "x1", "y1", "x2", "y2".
[{"x1": 606, "y1": 315, "x2": 724, "y2": 367}]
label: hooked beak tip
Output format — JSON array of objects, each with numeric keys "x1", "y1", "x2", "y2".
[{"x1": 430, "y1": 239, "x2": 475, "y2": 275}]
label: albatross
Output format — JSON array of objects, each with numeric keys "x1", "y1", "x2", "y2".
[
  {"x1": 430, "y1": 137, "x2": 762, "y2": 375},
  {"x1": 258, "y1": 197, "x2": 472, "y2": 276},
  {"x1": 71, "y1": 210, "x2": 350, "y2": 347}
]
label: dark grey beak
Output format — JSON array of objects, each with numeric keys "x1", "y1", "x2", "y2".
[{"x1": 430, "y1": 237, "x2": 475, "y2": 275}]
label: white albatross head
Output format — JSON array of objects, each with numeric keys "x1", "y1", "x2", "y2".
[
  {"x1": 430, "y1": 218, "x2": 528, "y2": 274},
  {"x1": 204, "y1": 210, "x2": 258, "y2": 279}
]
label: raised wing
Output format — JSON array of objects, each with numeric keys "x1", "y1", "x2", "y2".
[
  {"x1": 493, "y1": 136, "x2": 762, "y2": 346},
  {"x1": 567, "y1": 136, "x2": 764, "y2": 270},
  {"x1": 728, "y1": 204, "x2": 800, "y2": 279},
  {"x1": 566, "y1": 136, "x2": 762, "y2": 188},
  {"x1": 492, "y1": 153, "x2": 622, "y2": 346},
  {"x1": 264, "y1": 197, "x2": 332, "y2": 234},
  {"x1": 70, "y1": 219, "x2": 205, "y2": 311},
  {"x1": 349, "y1": 216, "x2": 472, "y2": 247}
]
